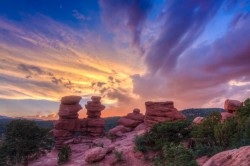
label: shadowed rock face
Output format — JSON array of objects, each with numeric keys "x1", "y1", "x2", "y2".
[
  {"x1": 144, "y1": 101, "x2": 186, "y2": 127},
  {"x1": 224, "y1": 99, "x2": 242, "y2": 113}
]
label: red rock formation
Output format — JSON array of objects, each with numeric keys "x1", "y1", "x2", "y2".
[
  {"x1": 220, "y1": 112, "x2": 235, "y2": 122},
  {"x1": 109, "y1": 108, "x2": 145, "y2": 136},
  {"x1": 193, "y1": 117, "x2": 204, "y2": 124},
  {"x1": 203, "y1": 146, "x2": 250, "y2": 166},
  {"x1": 84, "y1": 96, "x2": 105, "y2": 137},
  {"x1": 224, "y1": 99, "x2": 242, "y2": 113},
  {"x1": 144, "y1": 101, "x2": 186, "y2": 127},
  {"x1": 52, "y1": 96, "x2": 82, "y2": 149}
]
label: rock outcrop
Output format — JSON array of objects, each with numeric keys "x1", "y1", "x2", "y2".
[
  {"x1": 144, "y1": 101, "x2": 186, "y2": 127},
  {"x1": 84, "y1": 146, "x2": 114, "y2": 163},
  {"x1": 109, "y1": 108, "x2": 145, "y2": 136},
  {"x1": 84, "y1": 96, "x2": 105, "y2": 137},
  {"x1": 224, "y1": 99, "x2": 242, "y2": 113},
  {"x1": 203, "y1": 146, "x2": 250, "y2": 166},
  {"x1": 52, "y1": 96, "x2": 82, "y2": 149},
  {"x1": 193, "y1": 117, "x2": 204, "y2": 124},
  {"x1": 220, "y1": 112, "x2": 235, "y2": 122}
]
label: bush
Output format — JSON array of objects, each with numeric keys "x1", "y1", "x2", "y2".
[
  {"x1": 0, "y1": 119, "x2": 54, "y2": 166},
  {"x1": 163, "y1": 143, "x2": 197, "y2": 166},
  {"x1": 114, "y1": 150, "x2": 124, "y2": 162},
  {"x1": 134, "y1": 134, "x2": 151, "y2": 152},
  {"x1": 192, "y1": 143, "x2": 224, "y2": 158},
  {"x1": 134, "y1": 120, "x2": 192, "y2": 152},
  {"x1": 58, "y1": 145, "x2": 72, "y2": 165},
  {"x1": 214, "y1": 118, "x2": 237, "y2": 147},
  {"x1": 192, "y1": 111, "x2": 221, "y2": 146}
]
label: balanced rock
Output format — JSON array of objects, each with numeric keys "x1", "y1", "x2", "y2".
[
  {"x1": 144, "y1": 101, "x2": 186, "y2": 127},
  {"x1": 53, "y1": 95, "x2": 82, "y2": 149},
  {"x1": 117, "y1": 117, "x2": 142, "y2": 128},
  {"x1": 224, "y1": 99, "x2": 242, "y2": 113},
  {"x1": 109, "y1": 108, "x2": 145, "y2": 136},
  {"x1": 84, "y1": 96, "x2": 106, "y2": 137},
  {"x1": 58, "y1": 104, "x2": 82, "y2": 118},
  {"x1": 117, "y1": 108, "x2": 144, "y2": 128},
  {"x1": 54, "y1": 119, "x2": 81, "y2": 131},
  {"x1": 61, "y1": 95, "x2": 82, "y2": 105}
]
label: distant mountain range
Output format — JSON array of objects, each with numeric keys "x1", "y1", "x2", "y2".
[
  {"x1": 0, "y1": 108, "x2": 225, "y2": 135},
  {"x1": 0, "y1": 115, "x2": 14, "y2": 120},
  {"x1": 181, "y1": 108, "x2": 225, "y2": 120},
  {"x1": 0, "y1": 115, "x2": 44, "y2": 121}
]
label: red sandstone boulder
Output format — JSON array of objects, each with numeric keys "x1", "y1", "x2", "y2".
[
  {"x1": 80, "y1": 119, "x2": 88, "y2": 128},
  {"x1": 84, "y1": 146, "x2": 114, "y2": 163},
  {"x1": 134, "y1": 123, "x2": 148, "y2": 131},
  {"x1": 126, "y1": 110, "x2": 145, "y2": 122},
  {"x1": 108, "y1": 125, "x2": 132, "y2": 136},
  {"x1": 61, "y1": 95, "x2": 82, "y2": 105},
  {"x1": 54, "y1": 119, "x2": 80, "y2": 131},
  {"x1": 144, "y1": 101, "x2": 186, "y2": 127},
  {"x1": 117, "y1": 117, "x2": 142, "y2": 128},
  {"x1": 203, "y1": 146, "x2": 250, "y2": 166},
  {"x1": 87, "y1": 118, "x2": 105, "y2": 127},
  {"x1": 58, "y1": 104, "x2": 82, "y2": 118},
  {"x1": 221, "y1": 112, "x2": 235, "y2": 122},
  {"x1": 193, "y1": 117, "x2": 204, "y2": 124},
  {"x1": 52, "y1": 129, "x2": 72, "y2": 138},
  {"x1": 84, "y1": 147, "x2": 108, "y2": 162},
  {"x1": 224, "y1": 99, "x2": 242, "y2": 113},
  {"x1": 91, "y1": 96, "x2": 101, "y2": 103},
  {"x1": 85, "y1": 102, "x2": 105, "y2": 112}
]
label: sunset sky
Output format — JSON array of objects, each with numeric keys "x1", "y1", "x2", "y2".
[{"x1": 0, "y1": 0, "x2": 250, "y2": 120}]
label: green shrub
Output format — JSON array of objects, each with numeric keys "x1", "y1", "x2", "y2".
[
  {"x1": 162, "y1": 143, "x2": 197, "y2": 166},
  {"x1": 214, "y1": 118, "x2": 237, "y2": 147},
  {"x1": 192, "y1": 111, "x2": 221, "y2": 146},
  {"x1": 0, "y1": 119, "x2": 54, "y2": 166},
  {"x1": 192, "y1": 143, "x2": 224, "y2": 158},
  {"x1": 236, "y1": 98, "x2": 250, "y2": 117},
  {"x1": 57, "y1": 145, "x2": 72, "y2": 165},
  {"x1": 114, "y1": 150, "x2": 124, "y2": 162},
  {"x1": 134, "y1": 134, "x2": 151, "y2": 152},
  {"x1": 134, "y1": 120, "x2": 192, "y2": 152}
]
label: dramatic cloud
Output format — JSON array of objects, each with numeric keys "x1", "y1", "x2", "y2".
[
  {"x1": 132, "y1": 1, "x2": 250, "y2": 108},
  {"x1": 100, "y1": 0, "x2": 152, "y2": 46},
  {"x1": 0, "y1": 16, "x2": 143, "y2": 118}
]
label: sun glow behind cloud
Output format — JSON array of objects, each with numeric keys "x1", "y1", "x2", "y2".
[{"x1": 0, "y1": 16, "x2": 145, "y2": 118}]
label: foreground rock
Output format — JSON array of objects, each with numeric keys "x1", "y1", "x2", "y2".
[
  {"x1": 144, "y1": 101, "x2": 186, "y2": 127},
  {"x1": 203, "y1": 146, "x2": 250, "y2": 166},
  {"x1": 30, "y1": 129, "x2": 150, "y2": 166},
  {"x1": 52, "y1": 96, "x2": 82, "y2": 149},
  {"x1": 84, "y1": 146, "x2": 114, "y2": 163},
  {"x1": 224, "y1": 99, "x2": 242, "y2": 113}
]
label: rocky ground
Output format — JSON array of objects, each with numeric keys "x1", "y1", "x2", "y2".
[{"x1": 30, "y1": 129, "x2": 150, "y2": 166}]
